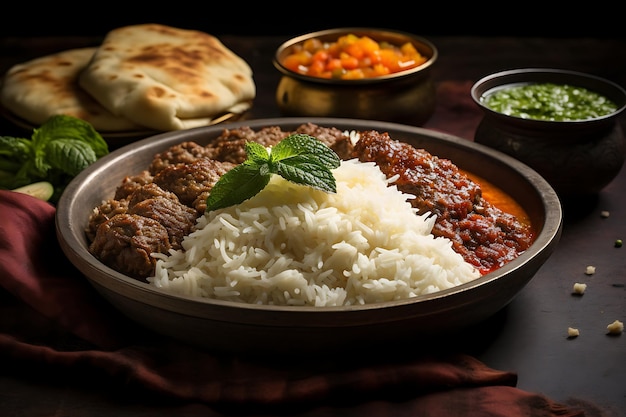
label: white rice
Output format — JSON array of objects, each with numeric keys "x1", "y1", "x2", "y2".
[{"x1": 149, "y1": 158, "x2": 480, "y2": 306}]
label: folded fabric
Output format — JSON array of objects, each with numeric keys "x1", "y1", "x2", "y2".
[{"x1": 0, "y1": 189, "x2": 586, "y2": 416}]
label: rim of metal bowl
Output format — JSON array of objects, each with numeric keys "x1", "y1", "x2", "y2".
[
  {"x1": 56, "y1": 117, "x2": 562, "y2": 326},
  {"x1": 470, "y1": 67, "x2": 626, "y2": 127},
  {"x1": 273, "y1": 27, "x2": 438, "y2": 85}
]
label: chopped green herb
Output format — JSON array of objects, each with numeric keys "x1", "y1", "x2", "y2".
[
  {"x1": 482, "y1": 83, "x2": 618, "y2": 121},
  {"x1": 205, "y1": 134, "x2": 341, "y2": 211}
]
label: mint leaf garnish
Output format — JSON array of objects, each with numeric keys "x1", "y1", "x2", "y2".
[
  {"x1": 0, "y1": 114, "x2": 108, "y2": 203},
  {"x1": 205, "y1": 134, "x2": 340, "y2": 211},
  {"x1": 244, "y1": 141, "x2": 270, "y2": 165},
  {"x1": 205, "y1": 163, "x2": 271, "y2": 210},
  {"x1": 271, "y1": 134, "x2": 341, "y2": 170},
  {"x1": 275, "y1": 155, "x2": 337, "y2": 193}
]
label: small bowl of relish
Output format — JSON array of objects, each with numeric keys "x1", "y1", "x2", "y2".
[
  {"x1": 273, "y1": 28, "x2": 438, "y2": 125},
  {"x1": 471, "y1": 68, "x2": 626, "y2": 197}
]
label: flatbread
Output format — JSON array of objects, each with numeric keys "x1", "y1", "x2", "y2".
[
  {"x1": 0, "y1": 47, "x2": 143, "y2": 132},
  {"x1": 78, "y1": 24, "x2": 256, "y2": 131}
]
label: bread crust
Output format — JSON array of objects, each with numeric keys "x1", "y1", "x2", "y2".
[
  {"x1": 0, "y1": 47, "x2": 142, "y2": 131},
  {"x1": 78, "y1": 24, "x2": 256, "y2": 131}
]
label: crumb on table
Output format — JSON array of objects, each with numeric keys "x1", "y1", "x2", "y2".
[
  {"x1": 572, "y1": 282, "x2": 587, "y2": 295},
  {"x1": 607, "y1": 320, "x2": 624, "y2": 335}
]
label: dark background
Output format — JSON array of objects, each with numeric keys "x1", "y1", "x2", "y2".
[{"x1": 0, "y1": 6, "x2": 623, "y2": 38}]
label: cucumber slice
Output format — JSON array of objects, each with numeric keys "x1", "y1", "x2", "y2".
[{"x1": 12, "y1": 181, "x2": 54, "y2": 201}]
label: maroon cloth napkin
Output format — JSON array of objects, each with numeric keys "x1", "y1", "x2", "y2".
[{"x1": 0, "y1": 189, "x2": 586, "y2": 417}]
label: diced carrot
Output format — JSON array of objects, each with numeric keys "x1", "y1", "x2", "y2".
[
  {"x1": 309, "y1": 59, "x2": 326, "y2": 76},
  {"x1": 378, "y1": 49, "x2": 400, "y2": 72},
  {"x1": 326, "y1": 42, "x2": 341, "y2": 57},
  {"x1": 312, "y1": 50, "x2": 329, "y2": 62},
  {"x1": 358, "y1": 36, "x2": 379, "y2": 54},
  {"x1": 283, "y1": 52, "x2": 310, "y2": 72},
  {"x1": 340, "y1": 55, "x2": 360, "y2": 70},
  {"x1": 400, "y1": 42, "x2": 418, "y2": 55},
  {"x1": 325, "y1": 58, "x2": 343, "y2": 72},
  {"x1": 367, "y1": 49, "x2": 382, "y2": 65},
  {"x1": 345, "y1": 43, "x2": 364, "y2": 60}
]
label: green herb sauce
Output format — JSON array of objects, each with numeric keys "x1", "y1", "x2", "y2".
[{"x1": 481, "y1": 83, "x2": 618, "y2": 121}]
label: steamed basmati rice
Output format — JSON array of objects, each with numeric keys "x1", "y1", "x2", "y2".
[{"x1": 149, "y1": 159, "x2": 480, "y2": 306}]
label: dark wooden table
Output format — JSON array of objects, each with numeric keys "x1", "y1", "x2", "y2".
[{"x1": 1, "y1": 34, "x2": 625, "y2": 417}]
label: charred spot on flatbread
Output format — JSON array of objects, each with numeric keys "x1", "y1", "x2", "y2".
[
  {"x1": 78, "y1": 24, "x2": 256, "y2": 131},
  {"x1": 0, "y1": 47, "x2": 143, "y2": 131}
]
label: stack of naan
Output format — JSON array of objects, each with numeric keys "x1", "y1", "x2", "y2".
[{"x1": 0, "y1": 24, "x2": 256, "y2": 133}]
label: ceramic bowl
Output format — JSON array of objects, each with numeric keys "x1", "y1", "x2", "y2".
[
  {"x1": 471, "y1": 68, "x2": 626, "y2": 197},
  {"x1": 56, "y1": 117, "x2": 562, "y2": 356},
  {"x1": 273, "y1": 28, "x2": 438, "y2": 125}
]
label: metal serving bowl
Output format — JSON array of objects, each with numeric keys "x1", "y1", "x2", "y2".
[
  {"x1": 273, "y1": 28, "x2": 438, "y2": 125},
  {"x1": 56, "y1": 117, "x2": 562, "y2": 356},
  {"x1": 471, "y1": 68, "x2": 626, "y2": 197}
]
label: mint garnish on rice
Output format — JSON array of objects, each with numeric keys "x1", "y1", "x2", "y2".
[{"x1": 205, "y1": 134, "x2": 341, "y2": 211}]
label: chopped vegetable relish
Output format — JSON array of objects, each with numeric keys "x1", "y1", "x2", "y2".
[{"x1": 281, "y1": 34, "x2": 428, "y2": 80}]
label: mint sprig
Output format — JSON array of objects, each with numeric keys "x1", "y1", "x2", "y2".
[
  {"x1": 205, "y1": 134, "x2": 341, "y2": 211},
  {"x1": 0, "y1": 114, "x2": 109, "y2": 203}
]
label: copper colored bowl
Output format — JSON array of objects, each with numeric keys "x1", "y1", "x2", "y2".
[
  {"x1": 273, "y1": 28, "x2": 438, "y2": 125},
  {"x1": 56, "y1": 117, "x2": 562, "y2": 356}
]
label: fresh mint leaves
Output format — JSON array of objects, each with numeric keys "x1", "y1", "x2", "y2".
[
  {"x1": 205, "y1": 134, "x2": 341, "y2": 211},
  {"x1": 0, "y1": 114, "x2": 109, "y2": 203}
]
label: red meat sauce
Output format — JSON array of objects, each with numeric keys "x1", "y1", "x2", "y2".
[
  {"x1": 352, "y1": 130, "x2": 534, "y2": 275},
  {"x1": 87, "y1": 123, "x2": 534, "y2": 281}
]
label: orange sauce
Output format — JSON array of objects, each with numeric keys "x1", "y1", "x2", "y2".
[{"x1": 464, "y1": 170, "x2": 533, "y2": 231}]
